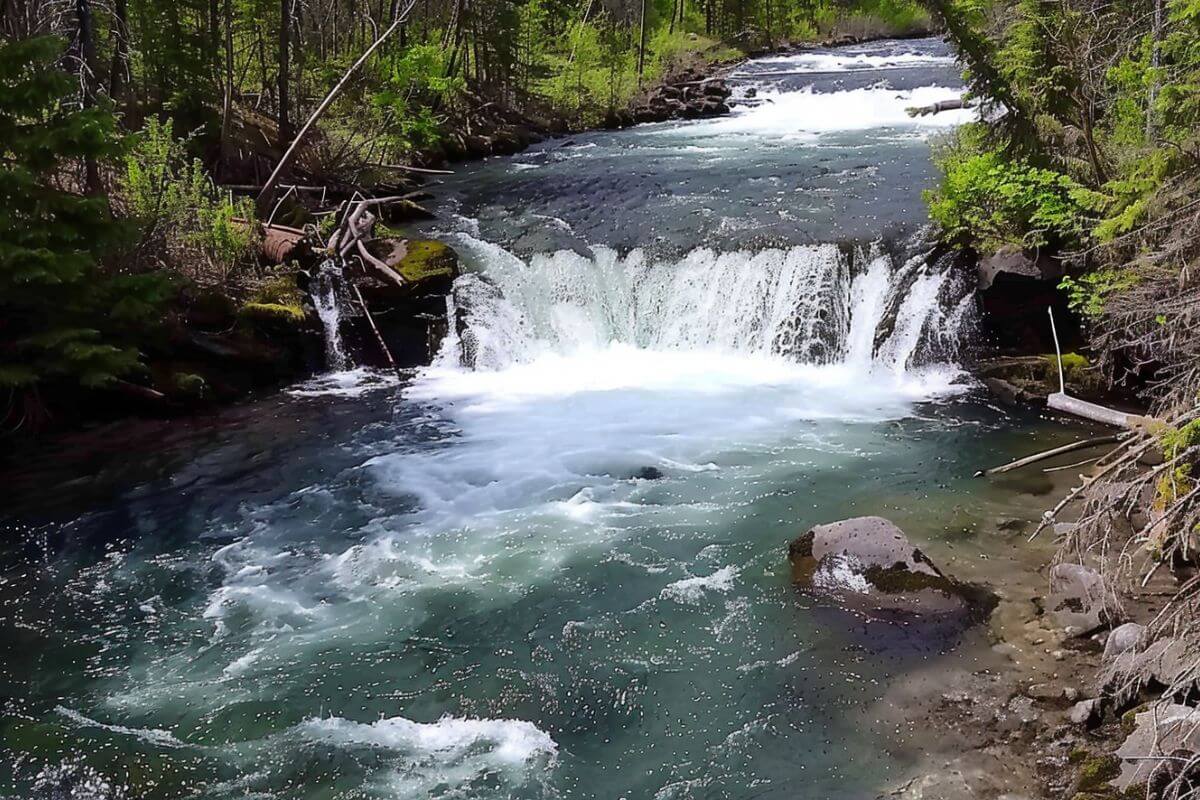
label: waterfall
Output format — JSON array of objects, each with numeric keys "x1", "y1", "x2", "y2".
[
  {"x1": 434, "y1": 235, "x2": 973, "y2": 376},
  {"x1": 311, "y1": 260, "x2": 350, "y2": 371}
]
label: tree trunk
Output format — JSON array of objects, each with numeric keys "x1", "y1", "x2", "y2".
[
  {"x1": 108, "y1": 0, "x2": 129, "y2": 105},
  {"x1": 75, "y1": 0, "x2": 101, "y2": 195},
  {"x1": 279, "y1": 0, "x2": 292, "y2": 141},
  {"x1": 638, "y1": 0, "x2": 648, "y2": 83},
  {"x1": 220, "y1": 0, "x2": 234, "y2": 153},
  {"x1": 1147, "y1": 0, "x2": 1163, "y2": 141}
]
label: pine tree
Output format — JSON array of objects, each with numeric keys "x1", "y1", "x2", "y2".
[{"x1": 0, "y1": 36, "x2": 166, "y2": 405}]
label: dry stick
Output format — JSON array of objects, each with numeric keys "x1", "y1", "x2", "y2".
[
  {"x1": 355, "y1": 238, "x2": 406, "y2": 287},
  {"x1": 266, "y1": 184, "x2": 297, "y2": 228},
  {"x1": 1028, "y1": 435, "x2": 1161, "y2": 541},
  {"x1": 975, "y1": 435, "x2": 1124, "y2": 477},
  {"x1": 1043, "y1": 456, "x2": 1102, "y2": 473},
  {"x1": 381, "y1": 163, "x2": 455, "y2": 175},
  {"x1": 350, "y1": 282, "x2": 401, "y2": 377},
  {"x1": 257, "y1": 0, "x2": 417, "y2": 205}
]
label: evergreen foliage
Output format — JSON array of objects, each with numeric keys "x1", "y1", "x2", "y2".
[{"x1": 0, "y1": 36, "x2": 167, "y2": 394}]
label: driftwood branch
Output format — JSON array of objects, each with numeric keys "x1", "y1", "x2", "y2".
[
  {"x1": 906, "y1": 97, "x2": 967, "y2": 117},
  {"x1": 355, "y1": 239, "x2": 406, "y2": 286},
  {"x1": 974, "y1": 435, "x2": 1124, "y2": 477},
  {"x1": 1048, "y1": 391, "x2": 1145, "y2": 428},
  {"x1": 349, "y1": 283, "x2": 401, "y2": 376},
  {"x1": 257, "y1": 0, "x2": 417, "y2": 204}
]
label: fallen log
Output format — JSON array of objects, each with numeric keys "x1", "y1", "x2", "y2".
[
  {"x1": 232, "y1": 218, "x2": 307, "y2": 264},
  {"x1": 906, "y1": 98, "x2": 967, "y2": 117},
  {"x1": 1044, "y1": 307, "x2": 1151, "y2": 429},
  {"x1": 261, "y1": 226, "x2": 305, "y2": 263},
  {"x1": 1048, "y1": 392, "x2": 1143, "y2": 429}
]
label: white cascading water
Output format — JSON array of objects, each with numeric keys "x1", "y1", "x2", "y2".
[
  {"x1": 430, "y1": 235, "x2": 970, "y2": 379},
  {"x1": 310, "y1": 260, "x2": 350, "y2": 371}
]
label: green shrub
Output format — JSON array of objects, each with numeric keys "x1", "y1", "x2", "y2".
[
  {"x1": 926, "y1": 126, "x2": 1101, "y2": 251},
  {"x1": 1059, "y1": 268, "x2": 1140, "y2": 319},
  {"x1": 122, "y1": 117, "x2": 258, "y2": 284}
]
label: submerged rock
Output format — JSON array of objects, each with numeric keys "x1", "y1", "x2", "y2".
[
  {"x1": 632, "y1": 466, "x2": 665, "y2": 481},
  {"x1": 788, "y1": 516, "x2": 996, "y2": 619}
]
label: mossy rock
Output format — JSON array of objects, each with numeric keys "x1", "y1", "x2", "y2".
[
  {"x1": 1074, "y1": 754, "x2": 1121, "y2": 794},
  {"x1": 1043, "y1": 352, "x2": 1099, "y2": 389},
  {"x1": 395, "y1": 239, "x2": 458, "y2": 283},
  {"x1": 239, "y1": 301, "x2": 306, "y2": 326},
  {"x1": 238, "y1": 273, "x2": 308, "y2": 330},
  {"x1": 978, "y1": 353, "x2": 1105, "y2": 399},
  {"x1": 171, "y1": 372, "x2": 207, "y2": 399},
  {"x1": 249, "y1": 273, "x2": 306, "y2": 307}
]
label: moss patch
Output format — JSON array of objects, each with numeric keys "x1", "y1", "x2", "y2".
[
  {"x1": 239, "y1": 274, "x2": 307, "y2": 328},
  {"x1": 1074, "y1": 754, "x2": 1121, "y2": 793},
  {"x1": 396, "y1": 239, "x2": 458, "y2": 283},
  {"x1": 172, "y1": 372, "x2": 207, "y2": 398},
  {"x1": 249, "y1": 274, "x2": 305, "y2": 307},
  {"x1": 239, "y1": 301, "x2": 306, "y2": 325}
]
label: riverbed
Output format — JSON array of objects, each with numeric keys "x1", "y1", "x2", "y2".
[{"x1": 1, "y1": 38, "x2": 1092, "y2": 800}]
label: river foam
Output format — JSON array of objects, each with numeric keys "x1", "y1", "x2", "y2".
[
  {"x1": 708, "y1": 84, "x2": 973, "y2": 137},
  {"x1": 299, "y1": 714, "x2": 558, "y2": 763}
]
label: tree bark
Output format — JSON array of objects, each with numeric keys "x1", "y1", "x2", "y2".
[
  {"x1": 638, "y1": 0, "x2": 648, "y2": 83},
  {"x1": 220, "y1": 0, "x2": 234, "y2": 153},
  {"x1": 279, "y1": 0, "x2": 292, "y2": 141},
  {"x1": 108, "y1": 0, "x2": 129, "y2": 106},
  {"x1": 75, "y1": 0, "x2": 101, "y2": 195}
]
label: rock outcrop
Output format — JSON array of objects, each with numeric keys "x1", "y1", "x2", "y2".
[
  {"x1": 348, "y1": 238, "x2": 461, "y2": 368},
  {"x1": 1114, "y1": 704, "x2": 1200, "y2": 794},
  {"x1": 626, "y1": 72, "x2": 732, "y2": 126},
  {"x1": 788, "y1": 516, "x2": 996, "y2": 619}
]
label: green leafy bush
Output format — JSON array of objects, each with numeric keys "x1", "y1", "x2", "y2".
[
  {"x1": 1058, "y1": 268, "x2": 1140, "y2": 319},
  {"x1": 122, "y1": 117, "x2": 257, "y2": 284},
  {"x1": 926, "y1": 127, "x2": 1100, "y2": 251}
]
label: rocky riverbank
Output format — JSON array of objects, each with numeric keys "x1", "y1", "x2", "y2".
[{"x1": 809, "y1": 447, "x2": 1197, "y2": 799}]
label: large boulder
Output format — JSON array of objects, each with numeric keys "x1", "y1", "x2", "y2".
[{"x1": 788, "y1": 516, "x2": 996, "y2": 619}]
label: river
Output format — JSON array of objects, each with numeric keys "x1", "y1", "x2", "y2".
[{"x1": 1, "y1": 37, "x2": 1087, "y2": 800}]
